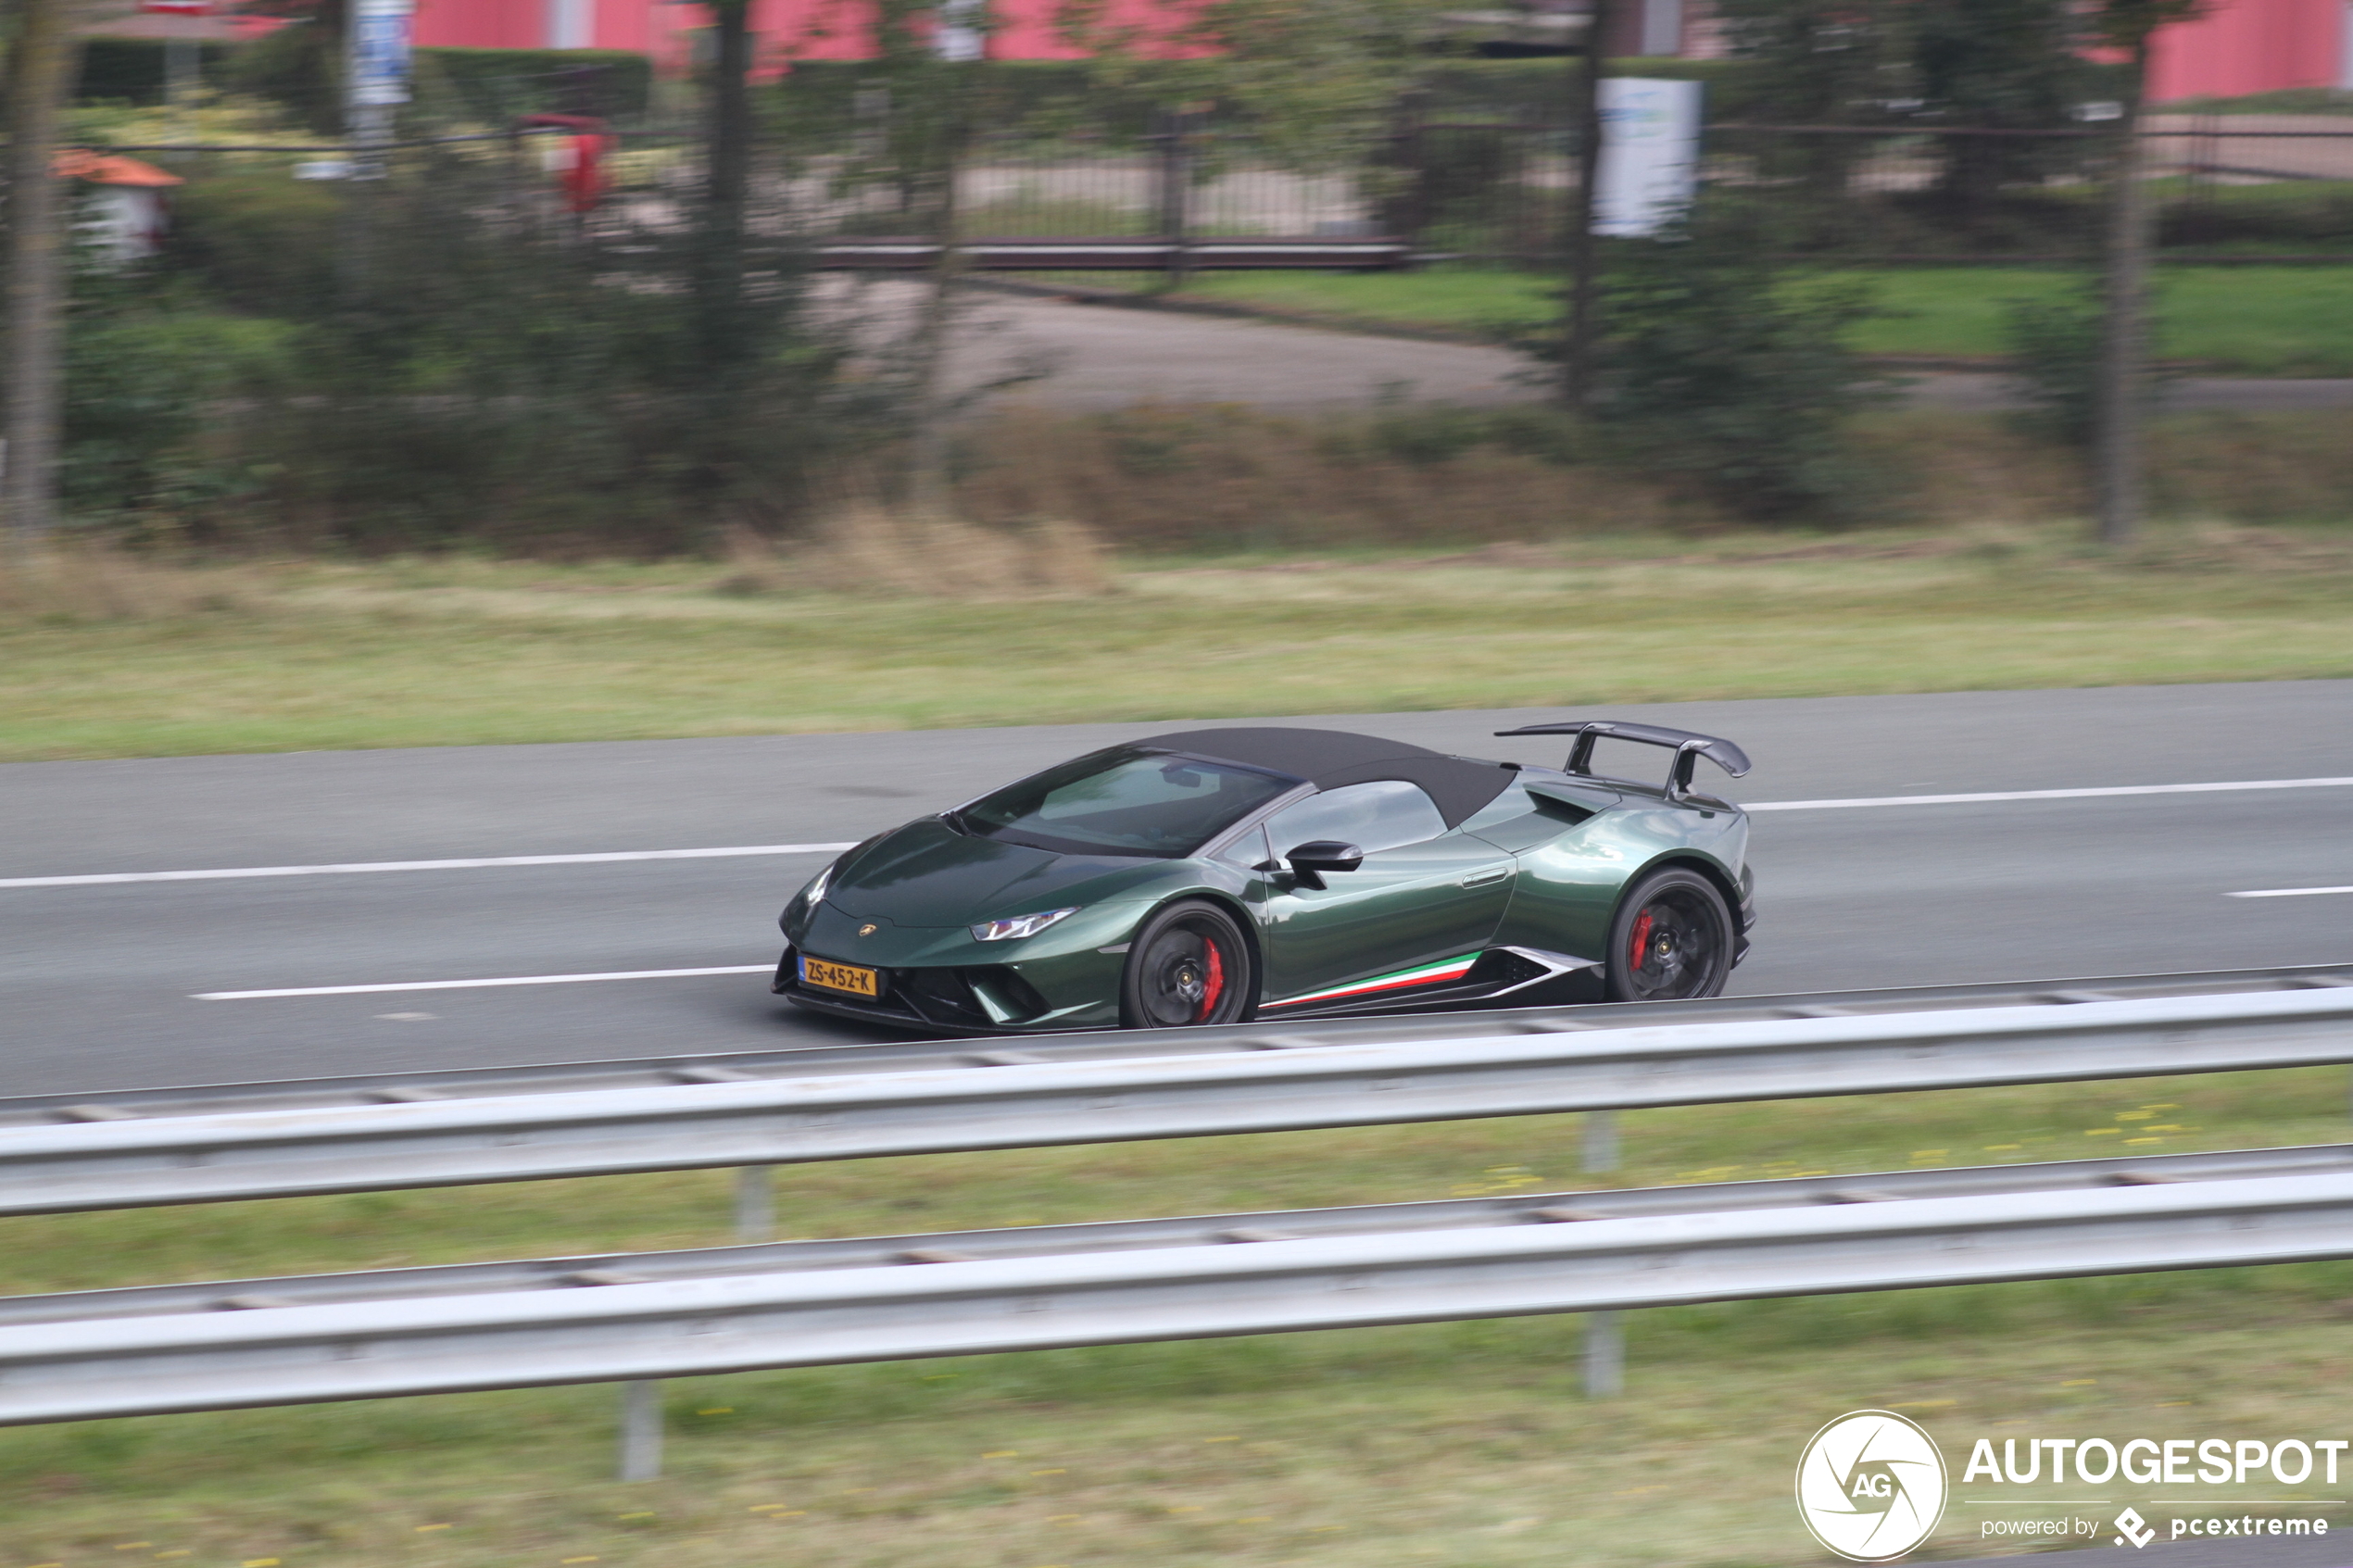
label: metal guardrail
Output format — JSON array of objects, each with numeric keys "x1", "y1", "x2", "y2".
[
  {"x1": 7, "y1": 1149, "x2": 2353, "y2": 1425},
  {"x1": 6, "y1": 983, "x2": 2351, "y2": 1217},
  {"x1": 11, "y1": 1141, "x2": 2344, "y2": 1330},
  {"x1": 15, "y1": 965, "x2": 2339, "y2": 1129}
]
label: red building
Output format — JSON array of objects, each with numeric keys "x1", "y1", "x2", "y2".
[{"x1": 152, "y1": 0, "x2": 2353, "y2": 101}]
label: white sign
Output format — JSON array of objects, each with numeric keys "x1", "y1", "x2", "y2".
[
  {"x1": 935, "y1": 0, "x2": 986, "y2": 60},
  {"x1": 1593, "y1": 77, "x2": 1704, "y2": 237},
  {"x1": 350, "y1": 0, "x2": 415, "y2": 107}
]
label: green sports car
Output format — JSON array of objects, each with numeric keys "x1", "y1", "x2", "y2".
[{"x1": 774, "y1": 721, "x2": 1755, "y2": 1034}]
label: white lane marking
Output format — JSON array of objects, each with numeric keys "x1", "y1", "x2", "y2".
[
  {"x1": 1746, "y1": 777, "x2": 2353, "y2": 812},
  {"x1": 0, "y1": 843, "x2": 857, "y2": 890},
  {"x1": 19, "y1": 776, "x2": 2353, "y2": 886},
  {"x1": 2228, "y1": 885, "x2": 2353, "y2": 899},
  {"x1": 195, "y1": 965, "x2": 774, "y2": 1001}
]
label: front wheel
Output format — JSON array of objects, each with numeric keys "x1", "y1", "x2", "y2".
[
  {"x1": 1604, "y1": 867, "x2": 1733, "y2": 1003},
  {"x1": 1120, "y1": 900, "x2": 1254, "y2": 1028}
]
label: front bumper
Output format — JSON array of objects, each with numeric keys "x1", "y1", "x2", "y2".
[{"x1": 772, "y1": 943, "x2": 1126, "y2": 1035}]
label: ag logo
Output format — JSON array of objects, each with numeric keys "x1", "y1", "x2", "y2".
[{"x1": 1794, "y1": 1411, "x2": 1948, "y2": 1562}]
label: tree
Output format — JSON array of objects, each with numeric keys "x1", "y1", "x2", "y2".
[
  {"x1": 1909, "y1": 0, "x2": 2093, "y2": 213},
  {"x1": 1558, "y1": 201, "x2": 1890, "y2": 522},
  {"x1": 1560, "y1": 0, "x2": 1614, "y2": 411},
  {"x1": 2086, "y1": 0, "x2": 2206, "y2": 546},
  {"x1": 5, "y1": 0, "x2": 95, "y2": 556}
]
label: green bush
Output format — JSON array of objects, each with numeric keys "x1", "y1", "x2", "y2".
[
  {"x1": 168, "y1": 173, "x2": 341, "y2": 313},
  {"x1": 64, "y1": 274, "x2": 292, "y2": 520},
  {"x1": 75, "y1": 37, "x2": 243, "y2": 106},
  {"x1": 414, "y1": 46, "x2": 653, "y2": 123},
  {"x1": 1998, "y1": 283, "x2": 2105, "y2": 445},
  {"x1": 228, "y1": 28, "x2": 653, "y2": 135},
  {"x1": 1569, "y1": 205, "x2": 1894, "y2": 521},
  {"x1": 1414, "y1": 57, "x2": 1761, "y2": 122}
]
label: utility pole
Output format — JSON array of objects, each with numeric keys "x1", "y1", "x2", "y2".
[
  {"x1": 1562, "y1": 0, "x2": 1614, "y2": 411},
  {"x1": 3, "y1": 0, "x2": 92, "y2": 558}
]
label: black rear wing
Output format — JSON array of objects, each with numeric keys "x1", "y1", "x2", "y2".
[{"x1": 1494, "y1": 721, "x2": 1752, "y2": 802}]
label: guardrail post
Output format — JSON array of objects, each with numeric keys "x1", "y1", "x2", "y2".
[
  {"x1": 1583, "y1": 1311, "x2": 1624, "y2": 1399},
  {"x1": 619, "y1": 1379, "x2": 663, "y2": 1481},
  {"x1": 734, "y1": 1165, "x2": 774, "y2": 1242},
  {"x1": 1582, "y1": 1110, "x2": 1619, "y2": 1173}
]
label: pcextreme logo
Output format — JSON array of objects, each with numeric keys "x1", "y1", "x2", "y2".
[{"x1": 1795, "y1": 1411, "x2": 1951, "y2": 1562}]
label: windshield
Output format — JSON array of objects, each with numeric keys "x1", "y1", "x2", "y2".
[{"x1": 954, "y1": 747, "x2": 1299, "y2": 858}]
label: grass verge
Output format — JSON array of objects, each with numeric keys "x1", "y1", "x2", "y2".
[
  {"x1": 6, "y1": 1069, "x2": 2353, "y2": 1567},
  {"x1": 4, "y1": 521, "x2": 2352, "y2": 762},
  {"x1": 1055, "y1": 266, "x2": 2353, "y2": 375}
]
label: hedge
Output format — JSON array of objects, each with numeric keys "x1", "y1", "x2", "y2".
[{"x1": 77, "y1": 35, "x2": 652, "y2": 123}]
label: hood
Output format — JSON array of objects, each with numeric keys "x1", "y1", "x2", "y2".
[{"x1": 825, "y1": 817, "x2": 1168, "y2": 926}]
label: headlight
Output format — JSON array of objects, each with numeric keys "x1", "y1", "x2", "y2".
[
  {"x1": 799, "y1": 860, "x2": 836, "y2": 909},
  {"x1": 971, "y1": 906, "x2": 1079, "y2": 942}
]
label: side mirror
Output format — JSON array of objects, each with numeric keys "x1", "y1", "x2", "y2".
[{"x1": 1284, "y1": 840, "x2": 1365, "y2": 891}]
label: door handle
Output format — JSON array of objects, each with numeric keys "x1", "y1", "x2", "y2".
[{"x1": 1459, "y1": 866, "x2": 1512, "y2": 889}]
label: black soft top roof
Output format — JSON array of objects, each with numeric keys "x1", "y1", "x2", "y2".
[{"x1": 1139, "y1": 727, "x2": 1512, "y2": 828}]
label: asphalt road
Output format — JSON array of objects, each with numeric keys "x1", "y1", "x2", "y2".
[
  {"x1": 4, "y1": 682, "x2": 2349, "y2": 1098},
  {"x1": 922, "y1": 286, "x2": 2353, "y2": 412}
]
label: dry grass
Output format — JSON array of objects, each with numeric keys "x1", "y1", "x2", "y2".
[
  {"x1": 939, "y1": 405, "x2": 2353, "y2": 552},
  {"x1": 713, "y1": 507, "x2": 1114, "y2": 598},
  {"x1": 0, "y1": 542, "x2": 255, "y2": 621},
  {"x1": 3, "y1": 519, "x2": 2350, "y2": 759},
  {"x1": 950, "y1": 402, "x2": 1694, "y2": 549}
]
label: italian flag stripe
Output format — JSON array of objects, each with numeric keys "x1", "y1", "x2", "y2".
[{"x1": 1265, "y1": 952, "x2": 1482, "y2": 1009}]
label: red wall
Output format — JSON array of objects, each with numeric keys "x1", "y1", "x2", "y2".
[
  {"x1": 412, "y1": 0, "x2": 1195, "y2": 69},
  {"x1": 2145, "y1": 0, "x2": 2346, "y2": 102},
  {"x1": 411, "y1": 0, "x2": 2349, "y2": 97}
]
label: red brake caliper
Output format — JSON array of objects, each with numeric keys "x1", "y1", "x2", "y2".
[
  {"x1": 1198, "y1": 941, "x2": 1226, "y2": 1020},
  {"x1": 1629, "y1": 910, "x2": 1655, "y2": 972}
]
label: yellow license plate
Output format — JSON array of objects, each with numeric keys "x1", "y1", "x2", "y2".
[{"x1": 800, "y1": 955, "x2": 879, "y2": 997}]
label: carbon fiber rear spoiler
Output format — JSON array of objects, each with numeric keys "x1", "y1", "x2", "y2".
[{"x1": 1494, "y1": 721, "x2": 1753, "y2": 802}]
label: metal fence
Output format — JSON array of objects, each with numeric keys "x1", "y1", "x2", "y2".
[
  {"x1": 791, "y1": 116, "x2": 2353, "y2": 270},
  {"x1": 112, "y1": 114, "x2": 2353, "y2": 274}
]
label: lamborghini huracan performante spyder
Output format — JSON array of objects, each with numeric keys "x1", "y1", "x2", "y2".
[{"x1": 774, "y1": 722, "x2": 1755, "y2": 1034}]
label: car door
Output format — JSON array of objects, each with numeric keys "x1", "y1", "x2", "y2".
[{"x1": 1252, "y1": 780, "x2": 1517, "y2": 1007}]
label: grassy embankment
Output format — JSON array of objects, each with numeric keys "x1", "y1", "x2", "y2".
[
  {"x1": 7, "y1": 1064, "x2": 2353, "y2": 1568},
  {"x1": 4, "y1": 520, "x2": 2353, "y2": 761},
  {"x1": 1047, "y1": 266, "x2": 2353, "y2": 376}
]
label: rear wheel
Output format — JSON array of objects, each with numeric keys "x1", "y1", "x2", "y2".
[
  {"x1": 1604, "y1": 867, "x2": 1733, "y2": 1003},
  {"x1": 1120, "y1": 900, "x2": 1253, "y2": 1028}
]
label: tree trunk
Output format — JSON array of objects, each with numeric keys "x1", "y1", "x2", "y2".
[
  {"x1": 905, "y1": 124, "x2": 965, "y2": 512},
  {"x1": 710, "y1": 0, "x2": 752, "y2": 222},
  {"x1": 1563, "y1": 0, "x2": 1612, "y2": 411},
  {"x1": 3, "y1": 0, "x2": 88, "y2": 558},
  {"x1": 699, "y1": 0, "x2": 755, "y2": 371},
  {"x1": 2094, "y1": 37, "x2": 2152, "y2": 548}
]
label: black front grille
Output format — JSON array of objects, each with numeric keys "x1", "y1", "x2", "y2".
[{"x1": 896, "y1": 967, "x2": 994, "y2": 1030}]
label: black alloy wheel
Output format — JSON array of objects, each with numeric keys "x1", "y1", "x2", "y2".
[
  {"x1": 1604, "y1": 867, "x2": 1733, "y2": 1003},
  {"x1": 1120, "y1": 899, "x2": 1254, "y2": 1028}
]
